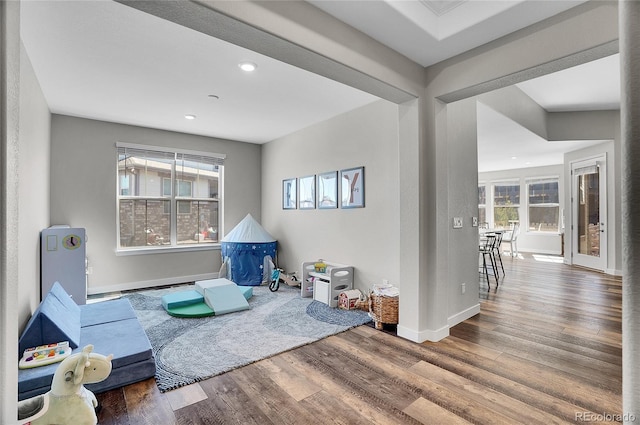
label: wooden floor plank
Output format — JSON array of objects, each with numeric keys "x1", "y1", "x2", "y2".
[
  {"x1": 163, "y1": 383, "x2": 208, "y2": 412},
  {"x1": 259, "y1": 355, "x2": 323, "y2": 401},
  {"x1": 408, "y1": 360, "x2": 573, "y2": 425},
  {"x1": 122, "y1": 378, "x2": 176, "y2": 425},
  {"x1": 281, "y1": 350, "x2": 415, "y2": 425},
  {"x1": 403, "y1": 397, "x2": 474, "y2": 425},
  {"x1": 96, "y1": 387, "x2": 130, "y2": 425},
  {"x1": 195, "y1": 372, "x2": 275, "y2": 425},
  {"x1": 228, "y1": 362, "x2": 320, "y2": 425},
  {"x1": 450, "y1": 322, "x2": 621, "y2": 391},
  {"x1": 434, "y1": 334, "x2": 504, "y2": 361},
  {"x1": 492, "y1": 324, "x2": 621, "y2": 365},
  {"x1": 298, "y1": 339, "x2": 420, "y2": 413},
  {"x1": 300, "y1": 389, "x2": 382, "y2": 425}
]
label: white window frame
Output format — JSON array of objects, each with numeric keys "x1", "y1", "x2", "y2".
[
  {"x1": 527, "y1": 176, "x2": 560, "y2": 233},
  {"x1": 478, "y1": 183, "x2": 487, "y2": 227},
  {"x1": 492, "y1": 180, "x2": 520, "y2": 229},
  {"x1": 116, "y1": 142, "x2": 225, "y2": 254}
]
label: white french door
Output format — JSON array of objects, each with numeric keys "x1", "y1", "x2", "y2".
[{"x1": 571, "y1": 155, "x2": 607, "y2": 271}]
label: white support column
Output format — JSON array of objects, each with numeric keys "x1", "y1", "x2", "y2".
[{"x1": 620, "y1": 0, "x2": 640, "y2": 422}]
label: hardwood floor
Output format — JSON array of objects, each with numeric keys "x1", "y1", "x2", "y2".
[{"x1": 96, "y1": 253, "x2": 622, "y2": 424}]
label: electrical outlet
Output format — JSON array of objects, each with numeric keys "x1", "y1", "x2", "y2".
[
  {"x1": 461, "y1": 282, "x2": 466, "y2": 294},
  {"x1": 472, "y1": 217, "x2": 478, "y2": 227},
  {"x1": 453, "y1": 217, "x2": 463, "y2": 229}
]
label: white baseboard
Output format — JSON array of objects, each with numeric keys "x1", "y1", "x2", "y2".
[
  {"x1": 605, "y1": 268, "x2": 623, "y2": 276},
  {"x1": 396, "y1": 303, "x2": 480, "y2": 343},
  {"x1": 516, "y1": 248, "x2": 562, "y2": 255},
  {"x1": 561, "y1": 260, "x2": 621, "y2": 277},
  {"x1": 397, "y1": 324, "x2": 449, "y2": 343},
  {"x1": 448, "y1": 303, "x2": 480, "y2": 328},
  {"x1": 88, "y1": 272, "x2": 218, "y2": 295}
]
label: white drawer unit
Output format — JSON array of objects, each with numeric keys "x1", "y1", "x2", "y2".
[{"x1": 301, "y1": 261, "x2": 353, "y2": 308}]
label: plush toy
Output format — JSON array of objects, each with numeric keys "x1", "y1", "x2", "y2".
[{"x1": 18, "y1": 344, "x2": 113, "y2": 425}]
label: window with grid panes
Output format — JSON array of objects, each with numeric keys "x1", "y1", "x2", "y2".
[
  {"x1": 493, "y1": 181, "x2": 520, "y2": 229},
  {"x1": 527, "y1": 178, "x2": 559, "y2": 232},
  {"x1": 117, "y1": 144, "x2": 223, "y2": 249},
  {"x1": 478, "y1": 184, "x2": 487, "y2": 226}
]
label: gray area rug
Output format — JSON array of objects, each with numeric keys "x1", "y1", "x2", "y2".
[{"x1": 124, "y1": 284, "x2": 372, "y2": 392}]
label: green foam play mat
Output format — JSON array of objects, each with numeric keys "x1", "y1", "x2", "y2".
[{"x1": 165, "y1": 302, "x2": 214, "y2": 318}]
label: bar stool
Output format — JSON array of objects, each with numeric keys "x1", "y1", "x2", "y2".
[
  {"x1": 492, "y1": 231, "x2": 505, "y2": 277},
  {"x1": 479, "y1": 233, "x2": 499, "y2": 289}
]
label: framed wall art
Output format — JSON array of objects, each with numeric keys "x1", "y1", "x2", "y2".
[
  {"x1": 340, "y1": 166, "x2": 365, "y2": 208},
  {"x1": 317, "y1": 171, "x2": 338, "y2": 209},
  {"x1": 282, "y1": 178, "x2": 297, "y2": 210},
  {"x1": 298, "y1": 175, "x2": 316, "y2": 209}
]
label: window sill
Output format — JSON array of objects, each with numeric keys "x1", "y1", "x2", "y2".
[{"x1": 116, "y1": 243, "x2": 221, "y2": 256}]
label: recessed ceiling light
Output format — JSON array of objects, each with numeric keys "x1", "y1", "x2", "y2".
[
  {"x1": 511, "y1": 156, "x2": 517, "y2": 160},
  {"x1": 184, "y1": 114, "x2": 196, "y2": 120},
  {"x1": 238, "y1": 61, "x2": 257, "y2": 72}
]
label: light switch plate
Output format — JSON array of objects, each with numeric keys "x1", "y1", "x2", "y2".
[
  {"x1": 472, "y1": 217, "x2": 478, "y2": 227},
  {"x1": 453, "y1": 217, "x2": 463, "y2": 229}
]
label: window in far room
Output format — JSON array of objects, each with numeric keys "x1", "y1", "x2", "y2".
[
  {"x1": 527, "y1": 177, "x2": 560, "y2": 232},
  {"x1": 478, "y1": 184, "x2": 486, "y2": 226},
  {"x1": 117, "y1": 144, "x2": 224, "y2": 250},
  {"x1": 493, "y1": 181, "x2": 520, "y2": 229}
]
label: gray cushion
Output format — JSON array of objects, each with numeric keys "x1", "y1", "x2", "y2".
[
  {"x1": 80, "y1": 317, "x2": 153, "y2": 369},
  {"x1": 18, "y1": 282, "x2": 81, "y2": 355},
  {"x1": 80, "y1": 298, "x2": 137, "y2": 327}
]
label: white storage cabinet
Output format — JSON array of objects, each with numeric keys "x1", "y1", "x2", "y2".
[{"x1": 301, "y1": 261, "x2": 353, "y2": 308}]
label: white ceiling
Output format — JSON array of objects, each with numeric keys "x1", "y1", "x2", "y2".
[
  {"x1": 516, "y1": 53, "x2": 620, "y2": 112},
  {"x1": 308, "y1": 0, "x2": 590, "y2": 67},
  {"x1": 476, "y1": 103, "x2": 606, "y2": 173},
  {"x1": 20, "y1": 0, "x2": 378, "y2": 144},
  {"x1": 20, "y1": 0, "x2": 620, "y2": 171},
  {"x1": 478, "y1": 53, "x2": 620, "y2": 173}
]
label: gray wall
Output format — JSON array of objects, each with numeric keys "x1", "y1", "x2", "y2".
[
  {"x1": 261, "y1": 100, "x2": 400, "y2": 291},
  {"x1": 18, "y1": 43, "x2": 51, "y2": 329},
  {"x1": 50, "y1": 115, "x2": 262, "y2": 293},
  {"x1": 445, "y1": 98, "x2": 482, "y2": 322}
]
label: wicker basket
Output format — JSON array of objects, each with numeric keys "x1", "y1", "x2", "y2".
[
  {"x1": 354, "y1": 295, "x2": 370, "y2": 312},
  {"x1": 369, "y1": 292, "x2": 399, "y2": 330}
]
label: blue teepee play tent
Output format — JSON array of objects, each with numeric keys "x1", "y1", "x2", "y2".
[{"x1": 220, "y1": 214, "x2": 277, "y2": 286}]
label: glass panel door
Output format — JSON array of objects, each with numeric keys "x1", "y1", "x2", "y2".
[
  {"x1": 577, "y1": 172, "x2": 600, "y2": 256},
  {"x1": 572, "y1": 156, "x2": 607, "y2": 271}
]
